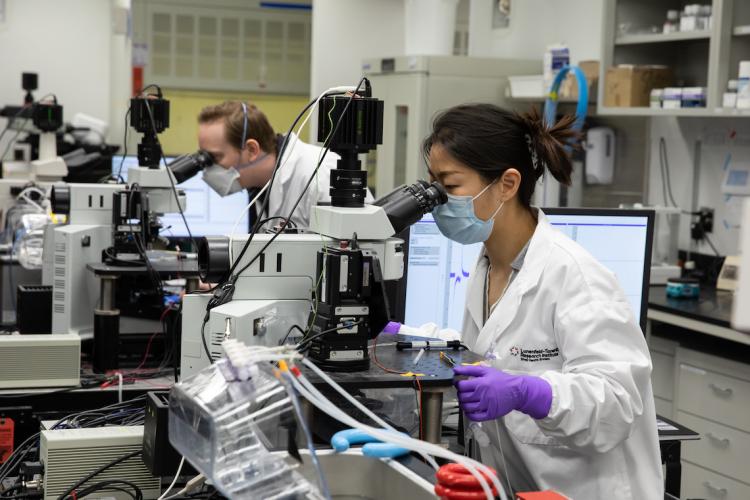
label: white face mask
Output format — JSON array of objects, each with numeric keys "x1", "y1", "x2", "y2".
[
  {"x1": 203, "y1": 163, "x2": 243, "y2": 196},
  {"x1": 202, "y1": 152, "x2": 269, "y2": 197}
]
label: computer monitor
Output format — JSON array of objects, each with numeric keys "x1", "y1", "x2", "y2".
[
  {"x1": 111, "y1": 155, "x2": 250, "y2": 237},
  {"x1": 399, "y1": 208, "x2": 654, "y2": 333}
]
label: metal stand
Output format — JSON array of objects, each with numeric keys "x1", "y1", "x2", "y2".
[
  {"x1": 93, "y1": 274, "x2": 120, "y2": 373},
  {"x1": 185, "y1": 277, "x2": 200, "y2": 293},
  {"x1": 420, "y1": 389, "x2": 443, "y2": 444}
]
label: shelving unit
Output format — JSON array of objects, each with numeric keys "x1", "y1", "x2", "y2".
[
  {"x1": 615, "y1": 30, "x2": 710, "y2": 45},
  {"x1": 599, "y1": 0, "x2": 748, "y2": 118}
]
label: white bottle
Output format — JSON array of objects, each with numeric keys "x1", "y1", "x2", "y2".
[
  {"x1": 543, "y1": 44, "x2": 569, "y2": 93},
  {"x1": 737, "y1": 61, "x2": 750, "y2": 109}
]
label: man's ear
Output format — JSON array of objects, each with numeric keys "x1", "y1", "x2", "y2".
[{"x1": 244, "y1": 138, "x2": 262, "y2": 160}]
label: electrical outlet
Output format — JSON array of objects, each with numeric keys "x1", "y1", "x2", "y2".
[
  {"x1": 690, "y1": 207, "x2": 714, "y2": 240},
  {"x1": 699, "y1": 207, "x2": 714, "y2": 233}
]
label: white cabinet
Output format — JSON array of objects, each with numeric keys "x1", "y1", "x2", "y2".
[
  {"x1": 675, "y1": 346, "x2": 750, "y2": 495},
  {"x1": 647, "y1": 333, "x2": 677, "y2": 418},
  {"x1": 682, "y1": 461, "x2": 750, "y2": 500}
]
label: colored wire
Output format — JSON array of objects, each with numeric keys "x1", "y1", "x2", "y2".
[{"x1": 370, "y1": 334, "x2": 409, "y2": 375}]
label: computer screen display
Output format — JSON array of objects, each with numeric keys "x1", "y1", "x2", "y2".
[
  {"x1": 111, "y1": 155, "x2": 249, "y2": 237},
  {"x1": 402, "y1": 209, "x2": 653, "y2": 332}
]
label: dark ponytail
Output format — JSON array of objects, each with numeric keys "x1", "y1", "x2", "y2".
[{"x1": 422, "y1": 104, "x2": 580, "y2": 208}]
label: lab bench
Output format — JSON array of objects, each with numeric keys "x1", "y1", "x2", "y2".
[{"x1": 647, "y1": 285, "x2": 750, "y2": 500}]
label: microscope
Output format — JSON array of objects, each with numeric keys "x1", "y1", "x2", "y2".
[
  {"x1": 39, "y1": 94, "x2": 190, "y2": 375},
  {"x1": 181, "y1": 84, "x2": 446, "y2": 375}
]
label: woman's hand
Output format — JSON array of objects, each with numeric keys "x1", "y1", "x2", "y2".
[{"x1": 453, "y1": 365, "x2": 553, "y2": 421}]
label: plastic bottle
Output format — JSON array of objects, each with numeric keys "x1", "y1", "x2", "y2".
[{"x1": 543, "y1": 44, "x2": 569, "y2": 92}]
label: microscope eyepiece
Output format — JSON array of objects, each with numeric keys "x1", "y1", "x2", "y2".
[
  {"x1": 168, "y1": 150, "x2": 215, "y2": 183},
  {"x1": 372, "y1": 180, "x2": 448, "y2": 234}
]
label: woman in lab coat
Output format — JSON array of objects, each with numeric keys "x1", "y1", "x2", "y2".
[{"x1": 423, "y1": 104, "x2": 663, "y2": 499}]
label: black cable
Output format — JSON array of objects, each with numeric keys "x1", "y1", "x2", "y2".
[
  {"x1": 296, "y1": 319, "x2": 364, "y2": 352},
  {"x1": 235, "y1": 78, "x2": 367, "y2": 279},
  {"x1": 223, "y1": 97, "x2": 318, "y2": 281},
  {"x1": 279, "y1": 324, "x2": 306, "y2": 346},
  {"x1": 115, "y1": 107, "x2": 131, "y2": 183},
  {"x1": 703, "y1": 233, "x2": 721, "y2": 256},
  {"x1": 659, "y1": 137, "x2": 679, "y2": 208},
  {"x1": 201, "y1": 319, "x2": 213, "y2": 364},
  {"x1": 141, "y1": 94, "x2": 198, "y2": 253},
  {"x1": 199, "y1": 81, "x2": 366, "y2": 360},
  {"x1": 56, "y1": 450, "x2": 142, "y2": 500},
  {"x1": 74, "y1": 480, "x2": 143, "y2": 500},
  {"x1": 125, "y1": 183, "x2": 164, "y2": 295}
]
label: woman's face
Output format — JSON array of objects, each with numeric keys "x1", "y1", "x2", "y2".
[{"x1": 427, "y1": 144, "x2": 505, "y2": 222}]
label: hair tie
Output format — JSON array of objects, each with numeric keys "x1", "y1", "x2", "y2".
[{"x1": 525, "y1": 134, "x2": 543, "y2": 172}]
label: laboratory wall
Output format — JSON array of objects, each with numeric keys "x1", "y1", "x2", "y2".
[
  {"x1": 157, "y1": 89, "x2": 310, "y2": 155},
  {"x1": 467, "y1": 0, "x2": 604, "y2": 63},
  {"x1": 0, "y1": 0, "x2": 131, "y2": 150},
  {"x1": 309, "y1": 0, "x2": 405, "y2": 97},
  {"x1": 647, "y1": 117, "x2": 750, "y2": 256}
]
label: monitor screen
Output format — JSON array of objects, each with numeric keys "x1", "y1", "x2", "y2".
[
  {"x1": 402, "y1": 209, "x2": 653, "y2": 332},
  {"x1": 112, "y1": 155, "x2": 250, "y2": 237}
]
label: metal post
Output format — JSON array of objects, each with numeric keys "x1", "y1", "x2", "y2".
[
  {"x1": 93, "y1": 274, "x2": 120, "y2": 373},
  {"x1": 420, "y1": 390, "x2": 444, "y2": 444},
  {"x1": 185, "y1": 277, "x2": 200, "y2": 293}
]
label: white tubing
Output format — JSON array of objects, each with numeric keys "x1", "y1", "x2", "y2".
[
  {"x1": 301, "y1": 358, "x2": 439, "y2": 470},
  {"x1": 290, "y1": 373, "x2": 505, "y2": 500}
]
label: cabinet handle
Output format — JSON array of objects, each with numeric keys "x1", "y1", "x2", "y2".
[
  {"x1": 703, "y1": 481, "x2": 728, "y2": 497},
  {"x1": 709, "y1": 383, "x2": 734, "y2": 397},
  {"x1": 705, "y1": 432, "x2": 731, "y2": 447}
]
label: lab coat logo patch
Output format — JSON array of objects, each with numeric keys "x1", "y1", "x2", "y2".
[{"x1": 511, "y1": 346, "x2": 560, "y2": 362}]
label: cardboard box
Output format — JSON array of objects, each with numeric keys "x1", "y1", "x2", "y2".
[
  {"x1": 604, "y1": 65, "x2": 673, "y2": 107},
  {"x1": 560, "y1": 60, "x2": 600, "y2": 100}
]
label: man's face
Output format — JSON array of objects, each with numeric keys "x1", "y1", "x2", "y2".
[
  {"x1": 197, "y1": 120, "x2": 275, "y2": 189},
  {"x1": 198, "y1": 120, "x2": 242, "y2": 169}
]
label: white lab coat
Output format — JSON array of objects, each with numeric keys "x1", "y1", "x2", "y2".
[
  {"x1": 263, "y1": 132, "x2": 373, "y2": 229},
  {"x1": 263, "y1": 132, "x2": 336, "y2": 229},
  {"x1": 461, "y1": 210, "x2": 663, "y2": 500}
]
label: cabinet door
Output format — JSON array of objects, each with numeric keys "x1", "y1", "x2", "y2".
[
  {"x1": 678, "y1": 411, "x2": 750, "y2": 482},
  {"x1": 682, "y1": 461, "x2": 750, "y2": 500},
  {"x1": 677, "y1": 362, "x2": 750, "y2": 432}
]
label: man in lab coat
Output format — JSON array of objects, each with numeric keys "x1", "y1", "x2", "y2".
[{"x1": 197, "y1": 100, "x2": 340, "y2": 229}]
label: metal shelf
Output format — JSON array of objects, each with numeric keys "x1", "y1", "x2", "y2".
[
  {"x1": 615, "y1": 30, "x2": 711, "y2": 45},
  {"x1": 597, "y1": 106, "x2": 750, "y2": 117}
]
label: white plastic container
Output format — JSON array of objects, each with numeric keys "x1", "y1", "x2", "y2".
[
  {"x1": 543, "y1": 44, "x2": 569, "y2": 92},
  {"x1": 508, "y1": 75, "x2": 545, "y2": 98},
  {"x1": 650, "y1": 88, "x2": 663, "y2": 109}
]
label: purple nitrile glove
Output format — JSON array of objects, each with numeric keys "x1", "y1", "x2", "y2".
[
  {"x1": 382, "y1": 321, "x2": 402, "y2": 334},
  {"x1": 453, "y1": 365, "x2": 553, "y2": 422}
]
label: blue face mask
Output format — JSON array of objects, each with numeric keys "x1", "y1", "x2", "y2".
[{"x1": 432, "y1": 181, "x2": 504, "y2": 244}]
